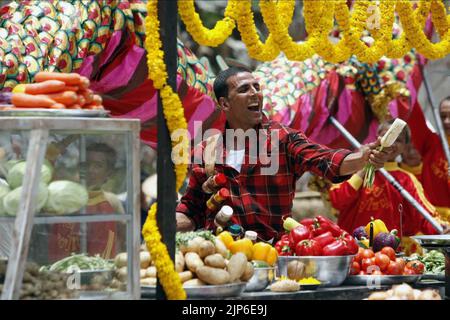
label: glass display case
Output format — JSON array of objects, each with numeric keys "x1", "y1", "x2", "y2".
[{"x1": 0, "y1": 116, "x2": 141, "y2": 299}]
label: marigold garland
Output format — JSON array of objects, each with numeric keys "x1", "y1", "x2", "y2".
[
  {"x1": 143, "y1": 0, "x2": 188, "y2": 300},
  {"x1": 398, "y1": 0, "x2": 450, "y2": 59},
  {"x1": 178, "y1": 0, "x2": 237, "y2": 47}
]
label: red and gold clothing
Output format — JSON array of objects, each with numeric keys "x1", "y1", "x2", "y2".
[
  {"x1": 48, "y1": 191, "x2": 122, "y2": 261},
  {"x1": 406, "y1": 102, "x2": 450, "y2": 223},
  {"x1": 329, "y1": 162, "x2": 439, "y2": 237}
]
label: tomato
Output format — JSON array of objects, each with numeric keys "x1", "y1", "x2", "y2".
[
  {"x1": 405, "y1": 260, "x2": 425, "y2": 274},
  {"x1": 354, "y1": 247, "x2": 364, "y2": 264},
  {"x1": 403, "y1": 268, "x2": 417, "y2": 275},
  {"x1": 361, "y1": 258, "x2": 375, "y2": 272},
  {"x1": 371, "y1": 270, "x2": 383, "y2": 276},
  {"x1": 361, "y1": 249, "x2": 375, "y2": 259},
  {"x1": 386, "y1": 261, "x2": 403, "y2": 275},
  {"x1": 350, "y1": 261, "x2": 361, "y2": 275},
  {"x1": 374, "y1": 253, "x2": 390, "y2": 271},
  {"x1": 380, "y1": 247, "x2": 396, "y2": 261},
  {"x1": 358, "y1": 270, "x2": 366, "y2": 275},
  {"x1": 366, "y1": 264, "x2": 381, "y2": 275},
  {"x1": 395, "y1": 257, "x2": 406, "y2": 270}
]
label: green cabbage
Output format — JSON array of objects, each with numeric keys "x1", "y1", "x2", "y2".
[
  {"x1": 43, "y1": 180, "x2": 89, "y2": 215},
  {"x1": 3, "y1": 183, "x2": 49, "y2": 216},
  {"x1": 6, "y1": 160, "x2": 53, "y2": 189},
  {"x1": 0, "y1": 180, "x2": 10, "y2": 215}
]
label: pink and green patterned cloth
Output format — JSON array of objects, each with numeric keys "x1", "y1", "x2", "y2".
[{"x1": 0, "y1": 0, "x2": 216, "y2": 147}]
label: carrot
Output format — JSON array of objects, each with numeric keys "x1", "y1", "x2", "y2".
[
  {"x1": 23, "y1": 80, "x2": 66, "y2": 95},
  {"x1": 34, "y1": 72, "x2": 81, "y2": 86},
  {"x1": 49, "y1": 103, "x2": 65, "y2": 109},
  {"x1": 11, "y1": 93, "x2": 57, "y2": 108},
  {"x1": 67, "y1": 104, "x2": 81, "y2": 109},
  {"x1": 79, "y1": 89, "x2": 94, "y2": 104},
  {"x1": 63, "y1": 86, "x2": 80, "y2": 92},
  {"x1": 80, "y1": 76, "x2": 90, "y2": 90},
  {"x1": 44, "y1": 91, "x2": 78, "y2": 106},
  {"x1": 92, "y1": 94, "x2": 103, "y2": 106},
  {"x1": 79, "y1": 96, "x2": 87, "y2": 107}
]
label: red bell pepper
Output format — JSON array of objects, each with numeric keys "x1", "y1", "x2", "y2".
[
  {"x1": 300, "y1": 218, "x2": 315, "y2": 228},
  {"x1": 313, "y1": 231, "x2": 335, "y2": 248},
  {"x1": 295, "y1": 239, "x2": 323, "y2": 256},
  {"x1": 315, "y1": 216, "x2": 343, "y2": 237},
  {"x1": 322, "y1": 238, "x2": 349, "y2": 256},
  {"x1": 275, "y1": 239, "x2": 292, "y2": 256},
  {"x1": 288, "y1": 224, "x2": 311, "y2": 249},
  {"x1": 341, "y1": 231, "x2": 359, "y2": 255}
]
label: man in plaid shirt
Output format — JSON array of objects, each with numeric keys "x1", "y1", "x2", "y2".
[{"x1": 176, "y1": 67, "x2": 396, "y2": 242}]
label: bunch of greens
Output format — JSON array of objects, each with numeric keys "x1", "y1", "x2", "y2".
[
  {"x1": 408, "y1": 250, "x2": 445, "y2": 275},
  {"x1": 175, "y1": 230, "x2": 215, "y2": 248},
  {"x1": 41, "y1": 253, "x2": 115, "y2": 272}
]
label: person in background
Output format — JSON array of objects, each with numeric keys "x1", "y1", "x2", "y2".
[
  {"x1": 48, "y1": 142, "x2": 125, "y2": 261},
  {"x1": 329, "y1": 119, "x2": 448, "y2": 238},
  {"x1": 405, "y1": 96, "x2": 450, "y2": 224}
]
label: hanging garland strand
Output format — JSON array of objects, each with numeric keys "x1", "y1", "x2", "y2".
[
  {"x1": 143, "y1": 0, "x2": 188, "y2": 300},
  {"x1": 178, "y1": 0, "x2": 237, "y2": 47}
]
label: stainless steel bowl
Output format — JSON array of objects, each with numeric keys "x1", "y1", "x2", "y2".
[
  {"x1": 245, "y1": 267, "x2": 276, "y2": 292},
  {"x1": 277, "y1": 255, "x2": 355, "y2": 287}
]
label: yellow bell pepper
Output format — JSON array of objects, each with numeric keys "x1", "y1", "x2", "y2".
[
  {"x1": 365, "y1": 217, "x2": 388, "y2": 238},
  {"x1": 252, "y1": 242, "x2": 278, "y2": 266},
  {"x1": 217, "y1": 231, "x2": 234, "y2": 250},
  {"x1": 229, "y1": 238, "x2": 253, "y2": 260}
]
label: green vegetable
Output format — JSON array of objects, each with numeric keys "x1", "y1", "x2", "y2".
[
  {"x1": 406, "y1": 250, "x2": 445, "y2": 275},
  {"x1": 43, "y1": 180, "x2": 88, "y2": 215},
  {"x1": 176, "y1": 230, "x2": 215, "y2": 248},
  {"x1": 6, "y1": 160, "x2": 53, "y2": 189},
  {"x1": 3, "y1": 183, "x2": 48, "y2": 216},
  {"x1": 0, "y1": 180, "x2": 10, "y2": 215},
  {"x1": 41, "y1": 253, "x2": 115, "y2": 272}
]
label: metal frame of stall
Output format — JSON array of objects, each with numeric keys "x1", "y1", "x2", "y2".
[{"x1": 0, "y1": 117, "x2": 141, "y2": 300}]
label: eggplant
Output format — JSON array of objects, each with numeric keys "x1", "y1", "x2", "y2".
[
  {"x1": 352, "y1": 226, "x2": 368, "y2": 240},
  {"x1": 373, "y1": 231, "x2": 400, "y2": 252}
]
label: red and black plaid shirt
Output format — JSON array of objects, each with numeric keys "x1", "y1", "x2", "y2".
[{"x1": 176, "y1": 117, "x2": 352, "y2": 241}]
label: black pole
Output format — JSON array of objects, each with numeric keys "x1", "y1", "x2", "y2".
[{"x1": 156, "y1": 0, "x2": 177, "y2": 300}]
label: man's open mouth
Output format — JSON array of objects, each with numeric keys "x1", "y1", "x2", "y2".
[{"x1": 248, "y1": 103, "x2": 260, "y2": 111}]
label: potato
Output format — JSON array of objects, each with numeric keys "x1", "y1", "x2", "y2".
[
  {"x1": 198, "y1": 241, "x2": 216, "y2": 259},
  {"x1": 196, "y1": 266, "x2": 231, "y2": 285},
  {"x1": 185, "y1": 252, "x2": 204, "y2": 273},
  {"x1": 226, "y1": 253, "x2": 247, "y2": 281},
  {"x1": 183, "y1": 278, "x2": 206, "y2": 287},
  {"x1": 240, "y1": 262, "x2": 254, "y2": 282},
  {"x1": 114, "y1": 252, "x2": 128, "y2": 268},
  {"x1": 140, "y1": 251, "x2": 152, "y2": 269},
  {"x1": 140, "y1": 269, "x2": 147, "y2": 279},
  {"x1": 116, "y1": 266, "x2": 127, "y2": 282},
  {"x1": 140, "y1": 277, "x2": 157, "y2": 286},
  {"x1": 178, "y1": 270, "x2": 194, "y2": 283},
  {"x1": 146, "y1": 266, "x2": 157, "y2": 278},
  {"x1": 181, "y1": 236, "x2": 206, "y2": 254},
  {"x1": 270, "y1": 279, "x2": 300, "y2": 292},
  {"x1": 175, "y1": 251, "x2": 185, "y2": 273},
  {"x1": 287, "y1": 260, "x2": 305, "y2": 281},
  {"x1": 368, "y1": 291, "x2": 390, "y2": 300},
  {"x1": 204, "y1": 254, "x2": 226, "y2": 269},
  {"x1": 214, "y1": 238, "x2": 229, "y2": 258},
  {"x1": 140, "y1": 243, "x2": 149, "y2": 252}
]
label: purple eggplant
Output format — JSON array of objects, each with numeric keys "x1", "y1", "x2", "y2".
[
  {"x1": 372, "y1": 231, "x2": 400, "y2": 252},
  {"x1": 352, "y1": 226, "x2": 368, "y2": 240}
]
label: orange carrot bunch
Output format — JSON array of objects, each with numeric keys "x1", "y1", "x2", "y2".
[{"x1": 11, "y1": 72, "x2": 104, "y2": 110}]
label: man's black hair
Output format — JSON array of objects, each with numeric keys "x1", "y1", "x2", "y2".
[
  {"x1": 87, "y1": 142, "x2": 117, "y2": 169},
  {"x1": 378, "y1": 118, "x2": 411, "y2": 145},
  {"x1": 439, "y1": 96, "x2": 450, "y2": 109},
  {"x1": 213, "y1": 66, "x2": 252, "y2": 101}
]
